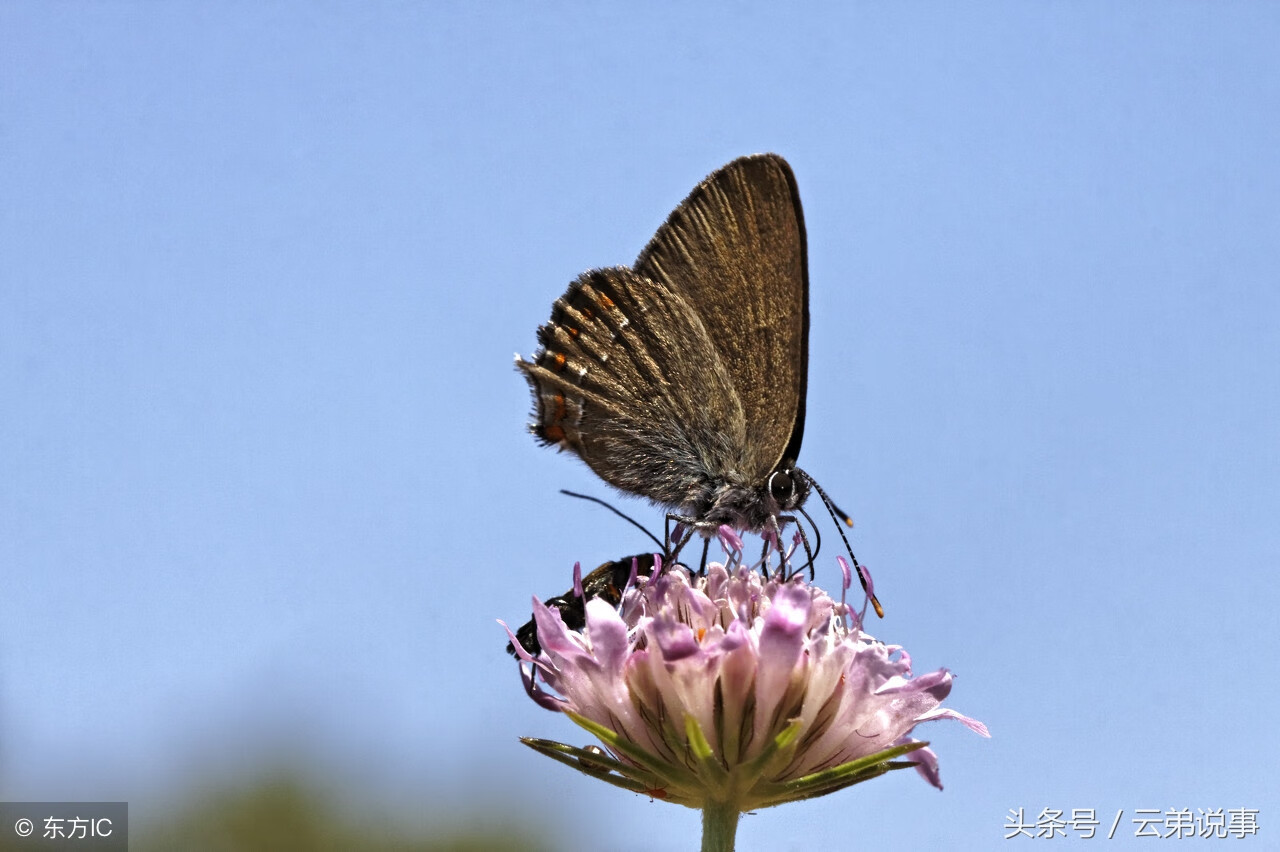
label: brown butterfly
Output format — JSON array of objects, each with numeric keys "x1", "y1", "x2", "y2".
[{"x1": 517, "y1": 155, "x2": 879, "y2": 612}]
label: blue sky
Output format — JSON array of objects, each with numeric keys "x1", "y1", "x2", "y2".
[{"x1": 3, "y1": 4, "x2": 1278, "y2": 849}]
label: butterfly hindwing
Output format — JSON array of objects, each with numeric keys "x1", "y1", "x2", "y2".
[{"x1": 518, "y1": 266, "x2": 748, "y2": 508}]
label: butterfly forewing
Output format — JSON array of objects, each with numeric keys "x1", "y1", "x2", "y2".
[{"x1": 633, "y1": 154, "x2": 809, "y2": 481}]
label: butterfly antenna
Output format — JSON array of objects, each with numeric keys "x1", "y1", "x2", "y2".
[
  {"x1": 828, "y1": 495, "x2": 856, "y2": 528},
  {"x1": 804, "y1": 475, "x2": 884, "y2": 618},
  {"x1": 559, "y1": 489, "x2": 664, "y2": 551}
]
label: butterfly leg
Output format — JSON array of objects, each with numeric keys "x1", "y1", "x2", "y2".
[
  {"x1": 664, "y1": 514, "x2": 719, "y2": 575},
  {"x1": 775, "y1": 514, "x2": 816, "y2": 581},
  {"x1": 664, "y1": 512, "x2": 699, "y2": 567},
  {"x1": 760, "y1": 515, "x2": 786, "y2": 578}
]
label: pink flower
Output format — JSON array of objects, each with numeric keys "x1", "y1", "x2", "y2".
[{"x1": 507, "y1": 536, "x2": 988, "y2": 812}]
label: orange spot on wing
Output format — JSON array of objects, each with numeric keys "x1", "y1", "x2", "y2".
[{"x1": 540, "y1": 392, "x2": 568, "y2": 443}]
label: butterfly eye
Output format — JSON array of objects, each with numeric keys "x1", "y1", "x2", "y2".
[{"x1": 769, "y1": 470, "x2": 795, "y2": 505}]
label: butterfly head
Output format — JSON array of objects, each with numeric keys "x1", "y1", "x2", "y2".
[{"x1": 698, "y1": 463, "x2": 811, "y2": 533}]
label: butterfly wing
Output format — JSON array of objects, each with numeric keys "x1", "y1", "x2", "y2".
[
  {"x1": 518, "y1": 266, "x2": 748, "y2": 508},
  {"x1": 633, "y1": 154, "x2": 809, "y2": 482}
]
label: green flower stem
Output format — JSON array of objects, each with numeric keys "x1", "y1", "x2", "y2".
[{"x1": 700, "y1": 800, "x2": 740, "y2": 852}]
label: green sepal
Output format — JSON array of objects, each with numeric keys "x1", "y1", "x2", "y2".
[
  {"x1": 520, "y1": 737, "x2": 656, "y2": 795},
  {"x1": 751, "y1": 740, "x2": 930, "y2": 807},
  {"x1": 735, "y1": 718, "x2": 802, "y2": 788},
  {"x1": 562, "y1": 710, "x2": 689, "y2": 782},
  {"x1": 684, "y1": 715, "x2": 730, "y2": 786}
]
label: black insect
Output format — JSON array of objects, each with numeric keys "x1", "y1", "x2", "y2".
[{"x1": 507, "y1": 553, "x2": 659, "y2": 657}]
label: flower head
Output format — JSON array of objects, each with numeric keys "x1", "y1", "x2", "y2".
[{"x1": 505, "y1": 533, "x2": 988, "y2": 811}]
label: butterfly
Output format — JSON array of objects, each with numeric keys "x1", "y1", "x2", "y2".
[{"x1": 518, "y1": 154, "x2": 879, "y2": 612}]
